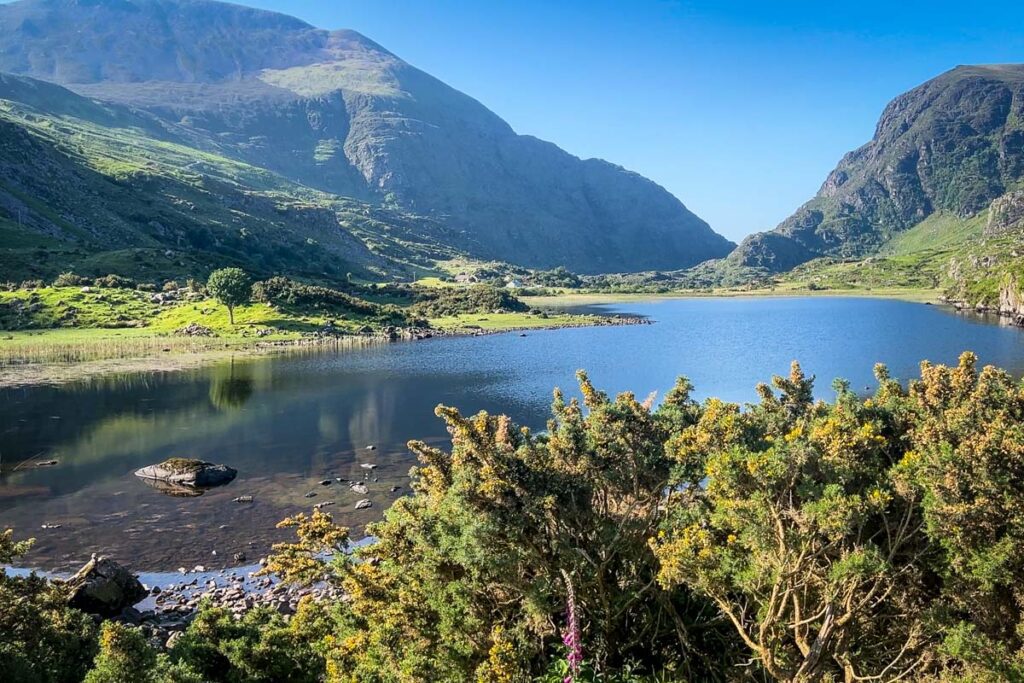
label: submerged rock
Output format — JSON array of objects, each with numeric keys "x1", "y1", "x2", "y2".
[
  {"x1": 65, "y1": 555, "x2": 147, "y2": 617},
  {"x1": 135, "y1": 458, "x2": 237, "y2": 490}
]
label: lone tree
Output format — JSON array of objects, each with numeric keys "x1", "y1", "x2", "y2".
[{"x1": 206, "y1": 267, "x2": 251, "y2": 325}]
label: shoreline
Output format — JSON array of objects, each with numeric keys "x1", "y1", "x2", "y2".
[
  {"x1": 523, "y1": 286, "x2": 941, "y2": 308},
  {"x1": 0, "y1": 313, "x2": 649, "y2": 388}
]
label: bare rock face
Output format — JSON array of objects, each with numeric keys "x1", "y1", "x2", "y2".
[
  {"x1": 999, "y1": 272, "x2": 1024, "y2": 321},
  {"x1": 987, "y1": 190, "x2": 1024, "y2": 236},
  {"x1": 135, "y1": 458, "x2": 237, "y2": 488},
  {"x1": 66, "y1": 555, "x2": 147, "y2": 617}
]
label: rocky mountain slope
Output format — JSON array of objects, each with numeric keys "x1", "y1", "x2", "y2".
[
  {"x1": 0, "y1": 0, "x2": 733, "y2": 274},
  {"x1": 731, "y1": 64, "x2": 1024, "y2": 272}
]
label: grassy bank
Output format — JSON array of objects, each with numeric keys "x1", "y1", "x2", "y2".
[{"x1": 0, "y1": 280, "x2": 618, "y2": 386}]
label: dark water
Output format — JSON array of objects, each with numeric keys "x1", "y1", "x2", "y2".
[{"x1": 3, "y1": 297, "x2": 1024, "y2": 572}]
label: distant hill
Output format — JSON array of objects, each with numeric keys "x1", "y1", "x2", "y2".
[
  {"x1": 731, "y1": 64, "x2": 1024, "y2": 272},
  {"x1": 0, "y1": 0, "x2": 733, "y2": 276}
]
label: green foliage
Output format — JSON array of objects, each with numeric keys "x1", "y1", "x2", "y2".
[
  {"x1": 531, "y1": 267, "x2": 583, "y2": 289},
  {"x1": 92, "y1": 274, "x2": 136, "y2": 289},
  {"x1": 410, "y1": 284, "x2": 529, "y2": 317},
  {"x1": 265, "y1": 375, "x2": 737, "y2": 682},
  {"x1": 206, "y1": 268, "x2": 252, "y2": 325},
  {"x1": 0, "y1": 531, "x2": 99, "y2": 683},
  {"x1": 166, "y1": 605, "x2": 325, "y2": 683},
  {"x1": 252, "y1": 276, "x2": 409, "y2": 324},
  {"x1": 53, "y1": 272, "x2": 91, "y2": 287},
  {"x1": 84, "y1": 623, "x2": 201, "y2": 683}
]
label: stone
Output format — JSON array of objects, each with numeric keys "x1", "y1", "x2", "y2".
[
  {"x1": 350, "y1": 482, "x2": 368, "y2": 495},
  {"x1": 65, "y1": 555, "x2": 147, "y2": 617},
  {"x1": 354, "y1": 499, "x2": 372, "y2": 510},
  {"x1": 135, "y1": 459, "x2": 236, "y2": 489}
]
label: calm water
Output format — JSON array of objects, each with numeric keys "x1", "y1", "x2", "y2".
[{"x1": 3, "y1": 297, "x2": 1024, "y2": 572}]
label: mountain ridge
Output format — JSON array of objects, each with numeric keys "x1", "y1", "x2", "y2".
[
  {"x1": 730, "y1": 63, "x2": 1024, "y2": 273},
  {"x1": 0, "y1": 0, "x2": 734, "y2": 274}
]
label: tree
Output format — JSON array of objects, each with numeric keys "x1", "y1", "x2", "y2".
[{"x1": 206, "y1": 268, "x2": 251, "y2": 325}]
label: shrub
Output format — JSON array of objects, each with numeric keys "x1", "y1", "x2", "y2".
[
  {"x1": 410, "y1": 284, "x2": 529, "y2": 317},
  {"x1": 0, "y1": 530, "x2": 99, "y2": 683},
  {"x1": 252, "y1": 276, "x2": 406, "y2": 323},
  {"x1": 166, "y1": 604, "x2": 324, "y2": 683},
  {"x1": 92, "y1": 274, "x2": 135, "y2": 289},
  {"x1": 53, "y1": 272, "x2": 91, "y2": 287}
]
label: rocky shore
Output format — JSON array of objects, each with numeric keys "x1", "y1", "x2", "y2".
[
  {"x1": 131, "y1": 561, "x2": 344, "y2": 649},
  {"x1": 18, "y1": 552, "x2": 349, "y2": 652}
]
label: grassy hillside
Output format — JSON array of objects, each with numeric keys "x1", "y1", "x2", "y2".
[{"x1": 0, "y1": 77, "x2": 464, "y2": 285}]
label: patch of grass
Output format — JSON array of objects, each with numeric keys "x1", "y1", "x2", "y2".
[
  {"x1": 0, "y1": 327, "x2": 245, "y2": 365},
  {"x1": 149, "y1": 299, "x2": 324, "y2": 336},
  {"x1": 0, "y1": 286, "x2": 158, "y2": 329},
  {"x1": 880, "y1": 211, "x2": 986, "y2": 256}
]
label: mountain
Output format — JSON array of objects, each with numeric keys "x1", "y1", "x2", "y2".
[
  {"x1": 731, "y1": 64, "x2": 1024, "y2": 272},
  {"x1": 0, "y1": 0, "x2": 733, "y2": 275}
]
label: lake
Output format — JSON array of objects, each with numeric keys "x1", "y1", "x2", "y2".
[{"x1": 3, "y1": 296, "x2": 1024, "y2": 572}]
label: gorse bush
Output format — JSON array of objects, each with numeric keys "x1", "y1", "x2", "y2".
[
  {"x1": 7, "y1": 353, "x2": 1024, "y2": 681},
  {"x1": 0, "y1": 531, "x2": 98, "y2": 683}
]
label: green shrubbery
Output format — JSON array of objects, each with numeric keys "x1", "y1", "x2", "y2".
[
  {"x1": 0, "y1": 531, "x2": 98, "y2": 683},
  {"x1": 7, "y1": 354, "x2": 1024, "y2": 681},
  {"x1": 52, "y1": 272, "x2": 91, "y2": 287},
  {"x1": 410, "y1": 284, "x2": 528, "y2": 317}
]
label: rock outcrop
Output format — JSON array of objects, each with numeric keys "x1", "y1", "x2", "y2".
[
  {"x1": 999, "y1": 272, "x2": 1024, "y2": 325},
  {"x1": 65, "y1": 555, "x2": 147, "y2": 617},
  {"x1": 135, "y1": 458, "x2": 237, "y2": 489},
  {"x1": 987, "y1": 189, "x2": 1024, "y2": 236}
]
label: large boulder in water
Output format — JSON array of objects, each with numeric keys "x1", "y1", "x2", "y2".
[
  {"x1": 135, "y1": 458, "x2": 237, "y2": 488},
  {"x1": 65, "y1": 555, "x2": 146, "y2": 616}
]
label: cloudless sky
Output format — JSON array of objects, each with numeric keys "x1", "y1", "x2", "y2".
[{"x1": 31, "y1": 0, "x2": 1024, "y2": 242}]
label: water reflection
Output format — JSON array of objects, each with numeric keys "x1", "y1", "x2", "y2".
[{"x1": 208, "y1": 361, "x2": 255, "y2": 411}]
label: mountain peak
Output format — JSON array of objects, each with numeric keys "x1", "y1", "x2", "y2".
[
  {"x1": 730, "y1": 62, "x2": 1024, "y2": 272},
  {"x1": 0, "y1": 0, "x2": 733, "y2": 273},
  {"x1": 0, "y1": 0, "x2": 327, "y2": 83}
]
